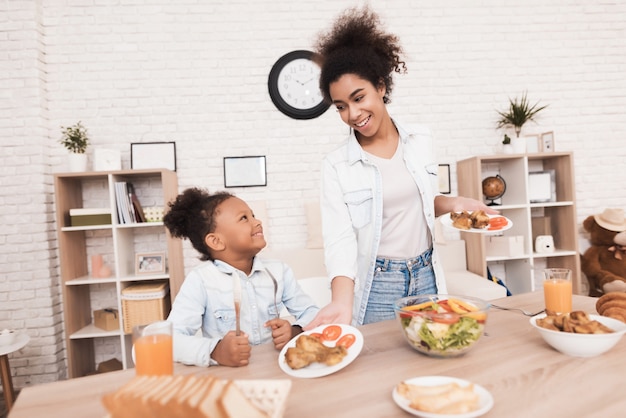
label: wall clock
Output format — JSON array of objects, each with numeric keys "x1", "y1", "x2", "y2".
[{"x1": 268, "y1": 50, "x2": 330, "y2": 120}]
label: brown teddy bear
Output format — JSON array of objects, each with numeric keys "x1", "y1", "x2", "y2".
[{"x1": 581, "y1": 208, "x2": 626, "y2": 296}]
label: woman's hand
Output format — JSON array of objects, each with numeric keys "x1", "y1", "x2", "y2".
[
  {"x1": 304, "y1": 275, "x2": 354, "y2": 330},
  {"x1": 266, "y1": 318, "x2": 293, "y2": 350},
  {"x1": 435, "y1": 195, "x2": 499, "y2": 217},
  {"x1": 210, "y1": 331, "x2": 251, "y2": 367},
  {"x1": 303, "y1": 301, "x2": 353, "y2": 330}
]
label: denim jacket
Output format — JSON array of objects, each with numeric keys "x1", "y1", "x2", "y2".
[
  {"x1": 320, "y1": 118, "x2": 447, "y2": 326},
  {"x1": 167, "y1": 257, "x2": 319, "y2": 366}
]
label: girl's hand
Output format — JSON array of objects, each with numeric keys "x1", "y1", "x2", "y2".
[
  {"x1": 303, "y1": 301, "x2": 352, "y2": 330},
  {"x1": 266, "y1": 318, "x2": 293, "y2": 350},
  {"x1": 210, "y1": 331, "x2": 251, "y2": 367}
]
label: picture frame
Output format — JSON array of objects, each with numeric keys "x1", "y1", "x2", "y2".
[
  {"x1": 540, "y1": 132, "x2": 555, "y2": 152},
  {"x1": 438, "y1": 164, "x2": 451, "y2": 194},
  {"x1": 135, "y1": 252, "x2": 166, "y2": 275},
  {"x1": 525, "y1": 135, "x2": 540, "y2": 153},
  {"x1": 131, "y1": 142, "x2": 177, "y2": 171},
  {"x1": 223, "y1": 156, "x2": 267, "y2": 188}
]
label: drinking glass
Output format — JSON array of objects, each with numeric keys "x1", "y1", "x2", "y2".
[
  {"x1": 132, "y1": 320, "x2": 173, "y2": 376},
  {"x1": 543, "y1": 268, "x2": 572, "y2": 314}
]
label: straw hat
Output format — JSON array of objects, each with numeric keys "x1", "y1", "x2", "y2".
[{"x1": 594, "y1": 208, "x2": 626, "y2": 232}]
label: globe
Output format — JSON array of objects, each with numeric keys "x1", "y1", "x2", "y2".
[{"x1": 482, "y1": 175, "x2": 506, "y2": 205}]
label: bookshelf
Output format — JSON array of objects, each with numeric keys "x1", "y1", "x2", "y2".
[
  {"x1": 54, "y1": 169, "x2": 183, "y2": 378},
  {"x1": 456, "y1": 152, "x2": 581, "y2": 295}
]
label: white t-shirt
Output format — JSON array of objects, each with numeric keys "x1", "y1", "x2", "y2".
[{"x1": 365, "y1": 142, "x2": 431, "y2": 259}]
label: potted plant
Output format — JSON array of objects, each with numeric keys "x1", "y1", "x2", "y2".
[
  {"x1": 496, "y1": 92, "x2": 547, "y2": 153},
  {"x1": 59, "y1": 121, "x2": 90, "y2": 171}
]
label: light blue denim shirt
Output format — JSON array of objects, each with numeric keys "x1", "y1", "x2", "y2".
[
  {"x1": 167, "y1": 256, "x2": 319, "y2": 367},
  {"x1": 320, "y1": 118, "x2": 447, "y2": 326}
]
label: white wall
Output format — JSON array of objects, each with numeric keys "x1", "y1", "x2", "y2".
[{"x1": 2, "y1": 0, "x2": 625, "y2": 387}]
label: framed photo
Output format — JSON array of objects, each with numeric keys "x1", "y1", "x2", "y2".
[
  {"x1": 223, "y1": 156, "x2": 267, "y2": 188},
  {"x1": 131, "y1": 142, "x2": 177, "y2": 171},
  {"x1": 525, "y1": 135, "x2": 540, "y2": 153},
  {"x1": 540, "y1": 132, "x2": 555, "y2": 152},
  {"x1": 135, "y1": 252, "x2": 166, "y2": 275},
  {"x1": 438, "y1": 164, "x2": 451, "y2": 194}
]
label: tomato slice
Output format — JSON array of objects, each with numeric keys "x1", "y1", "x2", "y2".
[
  {"x1": 309, "y1": 332, "x2": 323, "y2": 340},
  {"x1": 336, "y1": 333, "x2": 356, "y2": 349},
  {"x1": 322, "y1": 325, "x2": 342, "y2": 341},
  {"x1": 437, "y1": 300, "x2": 453, "y2": 312}
]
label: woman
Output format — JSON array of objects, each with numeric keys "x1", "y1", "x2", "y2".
[{"x1": 305, "y1": 6, "x2": 495, "y2": 328}]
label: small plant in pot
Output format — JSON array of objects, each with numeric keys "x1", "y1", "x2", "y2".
[
  {"x1": 59, "y1": 121, "x2": 90, "y2": 154},
  {"x1": 59, "y1": 121, "x2": 90, "y2": 171},
  {"x1": 496, "y1": 92, "x2": 547, "y2": 138}
]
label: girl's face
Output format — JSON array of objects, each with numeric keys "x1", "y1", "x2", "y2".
[
  {"x1": 329, "y1": 73, "x2": 387, "y2": 139},
  {"x1": 212, "y1": 197, "x2": 266, "y2": 256}
]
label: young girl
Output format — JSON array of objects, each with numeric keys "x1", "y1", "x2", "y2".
[
  {"x1": 164, "y1": 188, "x2": 319, "y2": 367},
  {"x1": 306, "y1": 6, "x2": 496, "y2": 328}
]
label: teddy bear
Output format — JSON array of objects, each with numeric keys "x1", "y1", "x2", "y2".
[{"x1": 581, "y1": 208, "x2": 626, "y2": 296}]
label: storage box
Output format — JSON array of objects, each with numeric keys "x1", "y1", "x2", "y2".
[
  {"x1": 70, "y1": 208, "x2": 112, "y2": 226},
  {"x1": 93, "y1": 308, "x2": 120, "y2": 331},
  {"x1": 485, "y1": 235, "x2": 525, "y2": 257},
  {"x1": 121, "y1": 281, "x2": 171, "y2": 333}
]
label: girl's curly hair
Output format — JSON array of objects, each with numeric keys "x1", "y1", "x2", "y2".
[
  {"x1": 314, "y1": 5, "x2": 406, "y2": 105},
  {"x1": 163, "y1": 187, "x2": 233, "y2": 261}
]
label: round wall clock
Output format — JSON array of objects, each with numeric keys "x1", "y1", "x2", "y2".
[{"x1": 268, "y1": 50, "x2": 330, "y2": 120}]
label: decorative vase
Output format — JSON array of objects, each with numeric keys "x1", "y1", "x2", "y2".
[
  {"x1": 68, "y1": 153, "x2": 88, "y2": 172},
  {"x1": 511, "y1": 137, "x2": 526, "y2": 154}
]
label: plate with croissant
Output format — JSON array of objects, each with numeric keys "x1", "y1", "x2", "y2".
[
  {"x1": 441, "y1": 211, "x2": 512, "y2": 234},
  {"x1": 278, "y1": 324, "x2": 363, "y2": 378}
]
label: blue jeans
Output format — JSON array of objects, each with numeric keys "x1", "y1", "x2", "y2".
[{"x1": 363, "y1": 247, "x2": 436, "y2": 324}]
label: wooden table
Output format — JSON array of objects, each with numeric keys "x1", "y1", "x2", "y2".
[
  {"x1": 1, "y1": 333, "x2": 29, "y2": 413},
  {"x1": 9, "y1": 293, "x2": 626, "y2": 417}
]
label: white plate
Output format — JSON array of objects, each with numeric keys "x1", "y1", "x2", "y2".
[
  {"x1": 441, "y1": 212, "x2": 512, "y2": 235},
  {"x1": 392, "y1": 376, "x2": 494, "y2": 418},
  {"x1": 278, "y1": 324, "x2": 363, "y2": 378}
]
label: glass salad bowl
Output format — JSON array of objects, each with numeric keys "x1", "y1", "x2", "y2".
[{"x1": 394, "y1": 294, "x2": 489, "y2": 358}]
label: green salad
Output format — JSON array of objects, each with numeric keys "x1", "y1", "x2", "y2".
[{"x1": 401, "y1": 314, "x2": 484, "y2": 356}]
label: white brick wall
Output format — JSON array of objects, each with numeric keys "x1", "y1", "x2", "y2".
[{"x1": 2, "y1": 0, "x2": 625, "y2": 387}]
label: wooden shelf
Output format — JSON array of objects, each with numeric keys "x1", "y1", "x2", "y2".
[
  {"x1": 456, "y1": 152, "x2": 582, "y2": 295},
  {"x1": 54, "y1": 169, "x2": 183, "y2": 378}
]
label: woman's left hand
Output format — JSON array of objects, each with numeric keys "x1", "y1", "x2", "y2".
[{"x1": 435, "y1": 195, "x2": 499, "y2": 216}]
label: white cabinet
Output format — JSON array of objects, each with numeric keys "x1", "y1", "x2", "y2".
[
  {"x1": 456, "y1": 152, "x2": 581, "y2": 295},
  {"x1": 54, "y1": 169, "x2": 183, "y2": 378}
]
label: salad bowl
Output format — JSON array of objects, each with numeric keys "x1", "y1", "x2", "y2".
[{"x1": 394, "y1": 294, "x2": 489, "y2": 358}]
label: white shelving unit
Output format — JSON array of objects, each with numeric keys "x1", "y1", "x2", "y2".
[
  {"x1": 456, "y1": 152, "x2": 581, "y2": 295},
  {"x1": 54, "y1": 169, "x2": 183, "y2": 378}
]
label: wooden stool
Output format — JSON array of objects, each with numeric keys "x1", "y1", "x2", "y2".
[{"x1": 0, "y1": 333, "x2": 29, "y2": 413}]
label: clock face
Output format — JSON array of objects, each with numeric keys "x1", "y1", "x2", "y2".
[{"x1": 268, "y1": 50, "x2": 330, "y2": 120}]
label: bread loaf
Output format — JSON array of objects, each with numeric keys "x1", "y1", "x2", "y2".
[
  {"x1": 596, "y1": 292, "x2": 626, "y2": 323},
  {"x1": 102, "y1": 375, "x2": 270, "y2": 418}
]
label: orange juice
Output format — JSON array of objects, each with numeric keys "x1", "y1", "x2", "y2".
[
  {"x1": 543, "y1": 279, "x2": 572, "y2": 314},
  {"x1": 134, "y1": 333, "x2": 173, "y2": 376}
]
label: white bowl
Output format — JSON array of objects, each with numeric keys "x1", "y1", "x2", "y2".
[
  {"x1": 0, "y1": 329, "x2": 17, "y2": 346},
  {"x1": 530, "y1": 313, "x2": 626, "y2": 357}
]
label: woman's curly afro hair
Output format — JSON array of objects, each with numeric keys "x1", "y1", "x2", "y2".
[{"x1": 314, "y1": 5, "x2": 406, "y2": 105}]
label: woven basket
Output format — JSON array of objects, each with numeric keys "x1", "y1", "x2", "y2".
[{"x1": 121, "y1": 281, "x2": 171, "y2": 334}]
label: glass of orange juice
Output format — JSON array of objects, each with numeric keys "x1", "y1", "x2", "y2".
[
  {"x1": 543, "y1": 268, "x2": 572, "y2": 314},
  {"x1": 132, "y1": 321, "x2": 173, "y2": 376}
]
